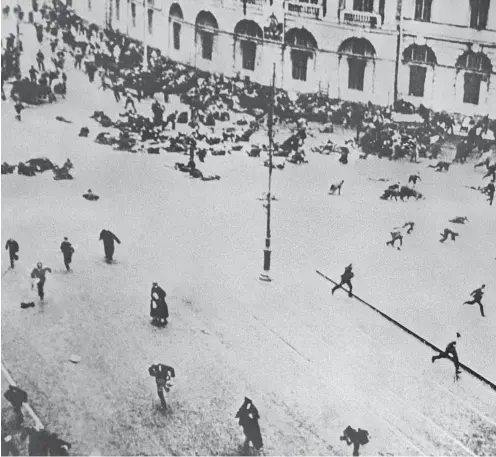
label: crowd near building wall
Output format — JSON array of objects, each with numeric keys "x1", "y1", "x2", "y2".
[{"x1": 67, "y1": 0, "x2": 496, "y2": 116}]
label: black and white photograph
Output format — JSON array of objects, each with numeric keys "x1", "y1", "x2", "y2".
[{"x1": 1, "y1": 0, "x2": 496, "y2": 455}]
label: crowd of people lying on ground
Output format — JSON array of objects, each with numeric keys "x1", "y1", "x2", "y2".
[
  {"x1": 9, "y1": 1, "x2": 492, "y2": 158},
  {"x1": 3, "y1": 0, "x2": 495, "y2": 179},
  {"x1": 2, "y1": 157, "x2": 73, "y2": 180}
]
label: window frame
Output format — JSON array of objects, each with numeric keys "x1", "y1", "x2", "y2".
[
  {"x1": 470, "y1": 0, "x2": 490, "y2": 30},
  {"x1": 414, "y1": 0, "x2": 432, "y2": 21},
  {"x1": 173, "y1": 22, "x2": 181, "y2": 50},
  {"x1": 408, "y1": 65, "x2": 427, "y2": 97},
  {"x1": 353, "y1": 0, "x2": 374, "y2": 13},
  {"x1": 347, "y1": 57, "x2": 366, "y2": 91},
  {"x1": 291, "y1": 50, "x2": 310, "y2": 82},
  {"x1": 463, "y1": 72, "x2": 482, "y2": 105},
  {"x1": 147, "y1": 8, "x2": 153, "y2": 35},
  {"x1": 201, "y1": 31, "x2": 214, "y2": 61},
  {"x1": 240, "y1": 40, "x2": 257, "y2": 71},
  {"x1": 131, "y1": 2, "x2": 136, "y2": 27}
]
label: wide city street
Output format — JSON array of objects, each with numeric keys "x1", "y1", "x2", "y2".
[{"x1": 2, "y1": 15, "x2": 496, "y2": 457}]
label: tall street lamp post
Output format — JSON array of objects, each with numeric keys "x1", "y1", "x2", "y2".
[
  {"x1": 259, "y1": 64, "x2": 276, "y2": 282},
  {"x1": 142, "y1": 0, "x2": 148, "y2": 71}
]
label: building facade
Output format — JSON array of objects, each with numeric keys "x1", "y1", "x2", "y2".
[
  {"x1": 70, "y1": 0, "x2": 496, "y2": 116},
  {"x1": 399, "y1": 0, "x2": 495, "y2": 116}
]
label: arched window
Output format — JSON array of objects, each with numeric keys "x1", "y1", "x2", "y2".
[
  {"x1": 456, "y1": 50, "x2": 492, "y2": 105},
  {"x1": 285, "y1": 28, "x2": 318, "y2": 82},
  {"x1": 169, "y1": 3, "x2": 183, "y2": 50},
  {"x1": 403, "y1": 44, "x2": 437, "y2": 65},
  {"x1": 195, "y1": 11, "x2": 218, "y2": 61},
  {"x1": 403, "y1": 44, "x2": 437, "y2": 97},
  {"x1": 338, "y1": 38, "x2": 375, "y2": 91},
  {"x1": 470, "y1": 0, "x2": 490, "y2": 30},
  {"x1": 414, "y1": 0, "x2": 432, "y2": 21},
  {"x1": 234, "y1": 20, "x2": 263, "y2": 71}
]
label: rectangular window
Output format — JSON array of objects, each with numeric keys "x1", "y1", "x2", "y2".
[
  {"x1": 408, "y1": 65, "x2": 426, "y2": 97},
  {"x1": 173, "y1": 22, "x2": 181, "y2": 50},
  {"x1": 291, "y1": 50, "x2": 309, "y2": 81},
  {"x1": 348, "y1": 58, "x2": 366, "y2": 90},
  {"x1": 470, "y1": 0, "x2": 490, "y2": 29},
  {"x1": 115, "y1": 0, "x2": 120, "y2": 20},
  {"x1": 241, "y1": 40, "x2": 256, "y2": 71},
  {"x1": 414, "y1": 0, "x2": 432, "y2": 21},
  {"x1": 353, "y1": 0, "x2": 374, "y2": 12},
  {"x1": 88, "y1": 0, "x2": 92, "y2": 11},
  {"x1": 147, "y1": 8, "x2": 153, "y2": 35},
  {"x1": 463, "y1": 72, "x2": 482, "y2": 105},
  {"x1": 201, "y1": 32, "x2": 213, "y2": 60},
  {"x1": 131, "y1": 2, "x2": 136, "y2": 27}
]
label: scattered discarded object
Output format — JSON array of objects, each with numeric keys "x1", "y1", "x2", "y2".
[{"x1": 69, "y1": 355, "x2": 81, "y2": 364}]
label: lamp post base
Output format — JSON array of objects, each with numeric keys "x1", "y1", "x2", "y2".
[{"x1": 259, "y1": 273, "x2": 272, "y2": 282}]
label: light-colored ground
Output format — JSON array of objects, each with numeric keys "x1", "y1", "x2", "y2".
[{"x1": 1, "y1": 19, "x2": 496, "y2": 456}]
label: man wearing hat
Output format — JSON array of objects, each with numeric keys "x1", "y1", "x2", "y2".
[
  {"x1": 60, "y1": 237, "x2": 75, "y2": 272},
  {"x1": 148, "y1": 364, "x2": 175, "y2": 409},
  {"x1": 432, "y1": 333, "x2": 462, "y2": 379},
  {"x1": 30, "y1": 262, "x2": 52, "y2": 302},
  {"x1": 150, "y1": 282, "x2": 168, "y2": 326}
]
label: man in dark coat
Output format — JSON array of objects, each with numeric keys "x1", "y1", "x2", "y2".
[
  {"x1": 148, "y1": 364, "x2": 175, "y2": 409},
  {"x1": 164, "y1": 110, "x2": 178, "y2": 130},
  {"x1": 29, "y1": 65, "x2": 38, "y2": 83},
  {"x1": 331, "y1": 264, "x2": 354, "y2": 297},
  {"x1": 5, "y1": 238, "x2": 19, "y2": 269},
  {"x1": 36, "y1": 49, "x2": 45, "y2": 72},
  {"x1": 3, "y1": 385, "x2": 27, "y2": 426},
  {"x1": 150, "y1": 282, "x2": 169, "y2": 326},
  {"x1": 60, "y1": 237, "x2": 74, "y2": 271},
  {"x1": 1, "y1": 434, "x2": 20, "y2": 456},
  {"x1": 30, "y1": 262, "x2": 52, "y2": 301},
  {"x1": 432, "y1": 333, "x2": 461, "y2": 379},
  {"x1": 35, "y1": 23, "x2": 43, "y2": 43},
  {"x1": 340, "y1": 426, "x2": 370, "y2": 456},
  {"x1": 83, "y1": 189, "x2": 99, "y2": 201},
  {"x1": 151, "y1": 100, "x2": 164, "y2": 127},
  {"x1": 99, "y1": 229, "x2": 121, "y2": 262},
  {"x1": 463, "y1": 285, "x2": 486, "y2": 317},
  {"x1": 235, "y1": 397, "x2": 263, "y2": 452},
  {"x1": 439, "y1": 228, "x2": 458, "y2": 243}
]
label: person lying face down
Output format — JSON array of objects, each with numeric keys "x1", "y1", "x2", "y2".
[{"x1": 83, "y1": 189, "x2": 99, "y2": 201}]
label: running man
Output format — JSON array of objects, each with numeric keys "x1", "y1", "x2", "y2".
[
  {"x1": 463, "y1": 285, "x2": 486, "y2": 317},
  {"x1": 331, "y1": 264, "x2": 354, "y2": 298},
  {"x1": 432, "y1": 333, "x2": 461, "y2": 379}
]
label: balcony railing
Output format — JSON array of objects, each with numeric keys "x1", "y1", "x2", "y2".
[
  {"x1": 285, "y1": 2, "x2": 321, "y2": 20},
  {"x1": 342, "y1": 10, "x2": 380, "y2": 28}
]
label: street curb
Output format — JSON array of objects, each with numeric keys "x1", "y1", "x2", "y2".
[
  {"x1": 2, "y1": 362, "x2": 44, "y2": 430},
  {"x1": 316, "y1": 269, "x2": 496, "y2": 392}
]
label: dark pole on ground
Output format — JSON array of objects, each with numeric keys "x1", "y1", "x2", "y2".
[{"x1": 260, "y1": 64, "x2": 276, "y2": 282}]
